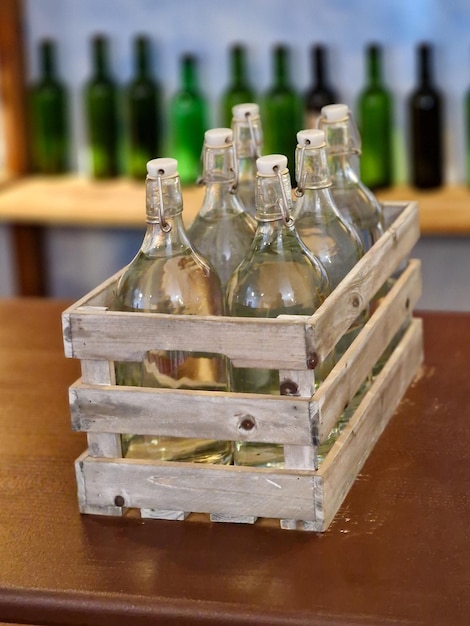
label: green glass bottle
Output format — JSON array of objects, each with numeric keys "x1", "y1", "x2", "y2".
[
  {"x1": 169, "y1": 54, "x2": 208, "y2": 186},
  {"x1": 262, "y1": 45, "x2": 304, "y2": 182},
  {"x1": 29, "y1": 39, "x2": 69, "y2": 174},
  {"x1": 188, "y1": 128, "x2": 256, "y2": 289},
  {"x1": 84, "y1": 35, "x2": 120, "y2": 178},
  {"x1": 230, "y1": 102, "x2": 264, "y2": 217},
  {"x1": 125, "y1": 35, "x2": 161, "y2": 180},
  {"x1": 408, "y1": 43, "x2": 444, "y2": 189},
  {"x1": 304, "y1": 44, "x2": 339, "y2": 129},
  {"x1": 226, "y1": 154, "x2": 330, "y2": 468},
  {"x1": 220, "y1": 44, "x2": 256, "y2": 127},
  {"x1": 357, "y1": 43, "x2": 394, "y2": 190},
  {"x1": 111, "y1": 157, "x2": 231, "y2": 464}
]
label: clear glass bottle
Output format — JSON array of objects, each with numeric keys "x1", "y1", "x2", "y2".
[
  {"x1": 318, "y1": 103, "x2": 385, "y2": 252},
  {"x1": 29, "y1": 39, "x2": 69, "y2": 174},
  {"x1": 111, "y1": 157, "x2": 231, "y2": 464},
  {"x1": 220, "y1": 44, "x2": 256, "y2": 127},
  {"x1": 188, "y1": 128, "x2": 256, "y2": 289},
  {"x1": 84, "y1": 35, "x2": 120, "y2": 178},
  {"x1": 262, "y1": 45, "x2": 304, "y2": 184},
  {"x1": 125, "y1": 35, "x2": 161, "y2": 180},
  {"x1": 357, "y1": 43, "x2": 394, "y2": 190},
  {"x1": 408, "y1": 43, "x2": 444, "y2": 189},
  {"x1": 169, "y1": 54, "x2": 208, "y2": 186},
  {"x1": 226, "y1": 154, "x2": 330, "y2": 468},
  {"x1": 230, "y1": 102, "x2": 263, "y2": 217},
  {"x1": 304, "y1": 44, "x2": 339, "y2": 130}
]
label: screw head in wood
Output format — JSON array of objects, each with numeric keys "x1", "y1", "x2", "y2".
[
  {"x1": 114, "y1": 495, "x2": 125, "y2": 507},
  {"x1": 280, "y1": 380, "x2": 299, "y2": 396},
  {"x1": 239, "y1": 416, "x2": 256, "y2": 431}
]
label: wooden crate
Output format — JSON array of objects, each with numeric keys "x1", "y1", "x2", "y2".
[{"x1": 62, "y1": 201, "x2": 423, "y2": 531}]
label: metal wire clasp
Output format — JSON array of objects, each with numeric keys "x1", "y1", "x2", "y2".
[
  {"x1": 246, "y1": 110, "x2": 261, "y2": 159},
  {"x1": 156, "y1": 170, "x2": 172, "y2": 232},
  {"x1": 274, "y1": 165, "x2": 295, "y2": 229},
  {"x1": 294, "y1": 141, "x2": 308, "y2": 197}
]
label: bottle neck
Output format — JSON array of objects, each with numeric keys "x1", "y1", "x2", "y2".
[
  {"x1": 273, "y1": 46, "x2": 290, "y2": 88},
  {"x1": 255, "y1": 168, "x2": 293, "y2": 224},
  {"x1": 418, "y1": 44, "x2": 433, "y2": 87},
  {"x1": 295, "y1": 144, "x2": 332, "y2": 191},
  {"x1": 199, "y1": 143, "x2": 240, "y2": 215},
  {"x1": 92, "y1": 37, "x2": 110, "y2": 80},
  {"x1": 134, "y1": 37, "x2": 150, "y2": 78},
  {"x1": 312, "y1": 46, "x2": 326, "y2": 87},
  {"x1": 181, "y1": 55, "x2": 199, "y2": 92},
  {"x1": 231, "y1": 45, "x2": 247, "y2": 87},
  {"x1": 39, "y1": 41, "x2": 56, "y2": 80},
  {"x1": 145, "y1": 174, "x2": 183, "y2": 227},
  {"x1": 367, "y1": 45, "x2": 382, "y2": 87},
  {"x1": 232, "y1": 116, "x2": 263, "y2": 159}
]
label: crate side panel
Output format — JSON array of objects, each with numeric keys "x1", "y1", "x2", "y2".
[
  {"x1": 70, "y1": 383, "x2": 316, "y2": 446},
  {"x1": 306, "y1": 201, "x2": 420, "y2": 361},
  {"x1": 315, "y1": 259, "x2": 422, "y2": 441},
  {"x1": 79, "y1": 458, "x2": 317, "y2": 520},
  {"x1": 318, "y1": 318, "x2": 424, "y2": 530}
]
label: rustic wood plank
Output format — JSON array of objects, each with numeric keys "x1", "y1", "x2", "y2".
[
  {"x1": 314, "y1": 318, "x2": 424, "y2": 532},
  {"x1": 79, "y1": 458, "x2": 317, "y2": 521},
  {"x1": 314, "y1": 259, "x2": 422, "y2": 442},
  {"x1": 75, "y1": 451, "x2": 123, "y2": 516},
  {"x1": 70, "y1": 383, "x2": 314, "y2": 445}
]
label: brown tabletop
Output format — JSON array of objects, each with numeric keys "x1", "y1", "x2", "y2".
[{"x1": 0, "y1": 299, "x2": 468, "y2": 626}]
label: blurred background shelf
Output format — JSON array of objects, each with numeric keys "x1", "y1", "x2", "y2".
[{"x1": 1, "y1": 175, "x2": 469, "y2": 234}]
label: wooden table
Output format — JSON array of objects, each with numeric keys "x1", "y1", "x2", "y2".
[{"x1": 0, "y1": 299, "x2": 469, "y2": 625}]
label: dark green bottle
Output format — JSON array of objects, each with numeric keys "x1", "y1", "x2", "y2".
[
  {"x1": 29, "y1": 39, "x2": 69, "y2": 174},
  {"x1": 357, "y1": 43, "x2": 393, "y2": 189},
  {"x1": 408, "y1": 43, "x2": 444, "y2": 189},
  {"x1": 220, "y1": 44, "x2": 256, "y2": 127},
  {"x1": 305, "y1": 44, "x2": 339, "y2": 129},
  {"x1": 262, "y1": 45, "x2": 303, "y2": 182},
  {"x1": 169, "y1": 54, "x2": 208, "y2": 186},
  {"x1": 84, "y1": 35, "x2": 120, "y2": 178},
  {"x1": 125, "y1": 35, "x2": 161, "y2": 179}
]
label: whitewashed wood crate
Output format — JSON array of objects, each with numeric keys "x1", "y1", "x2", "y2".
[{"x1": 62, "y1": 201, "x2": 423, "y2": 532}]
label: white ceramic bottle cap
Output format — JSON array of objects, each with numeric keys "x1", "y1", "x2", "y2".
[
  {"x1": 146, "y1": 157, "x2": 178, "y2": 178},
  {"x1": 321, "y1": 103, "x2": 349, "y2": 122},
  {"x1": 256, "y1": 154, "x2": 288, "y2": 175},
  {"x1": 297, "y1": 128, "x2": 325, "y2": 147},
  {"x1": 232, "y1": 102, "x2": 259, "y2": 121},
  {"x1": 205, "y1": 128, "x2": 233, "y2": 146}
]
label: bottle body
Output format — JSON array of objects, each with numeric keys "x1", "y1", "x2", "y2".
[
  {"x1": 126, "y1": 36, "x2": 161, "y2": 179},
  {"x1": 305, "y1": 45, "x2": 339, "y2": 129},
  {"x1": 84, "y1": 36, "x2": 120, "y2": 178},
  {"x1": 29, "y1": 39, "x2": 69, "y2": 173},
  {"x1": 112, "y1": 159, "x2": 231, "y2": 464},
  {"x1": 226, "y1": 155, "x2": 329, "y2": 467},
  {"x1": 169, "y1": 54, "x2": 208, "y2": 185},
  {"x1": 357, "y1": 44, "x2": 393, "y2": 189},
  {"x1": 188, "y1": 128, "x2": 256, "y2": 289},
  {"x1": 262, "y1": 46, "x2": 303, "y2": 181},
  {"x1": 408, "y1": 43, "x2": 444, "y2": 189},
  {"x1": 220, "y1": 44, "x2": 256, "y2": 127}
]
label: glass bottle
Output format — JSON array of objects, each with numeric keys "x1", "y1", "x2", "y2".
[
  {"x1": 408, "y1": 42, "x2": 444, "y2": 189},
  {"x1": 125, "y1": 35, "x2": 161, "y2": 180},
  {"x1": 318, "y1": 103, "x2": 385, "y2": 252},
  {"x1": 169, "y1": 54, "x2": 208, "y2": 186},
  {"x1": 29, "y1": 39, "x2": 69, "y2": 174},
  {"x1": 230, "y1": 102, "x2": 263, "y2": 217},
  {"x1": 226, "y1": 154, "x2": 330, "y2": 468},
  {"x1": 304, "y1": 44, "x2": 339, "y2": 130},
  {"x1": 111, "y1": 157, "x2": 231, "y2": 464},
  {"x1": 84, "y1": 35, "x2": 120, "y2": 178},
  {"x1": 188, "y1": 128, "x2": 256, "y2": 289},
  {"x1": 220, "y1": 44, "x2": 256, "y2": 127},
  {"x1": 357, "y1": 43, "x2": 393, "y2": 190},
  {"x1": 262, "y1": 45, "x2": 304, "y2": 183}
]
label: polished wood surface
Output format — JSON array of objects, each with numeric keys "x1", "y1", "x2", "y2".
[
  {"x1": 1, "y1": 176, "x2": 470, "y2": 234},
  {"x1": 0, "y1": 299, "x2": 469, "y2": 625}
]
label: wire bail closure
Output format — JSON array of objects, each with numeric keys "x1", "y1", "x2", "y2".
[
  {"x1": 294, "y1": 141, "x2": 308, "y2": 197},
  {"x1": 246, "y1": 111, "x2": 261, "y2": 160},
  {"x1": 274, "y1": 166, "x2": 295, "y2": 229},
  {"x1": 156, "y1": 171, "x2": 172, "y2": 232}
]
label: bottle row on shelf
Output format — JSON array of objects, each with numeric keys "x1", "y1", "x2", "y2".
[
  {"x1": 109, "y1": 101, "x2": 401, "y2": 468},
  {"x1": 28, "y1": 35, "x2": 449, "y2": 190}
]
